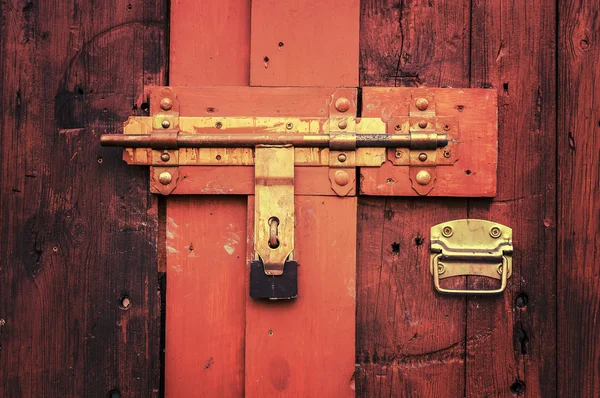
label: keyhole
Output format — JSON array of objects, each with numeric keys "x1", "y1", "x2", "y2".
[{"x1": 268, "y1": 217, "x2": 280, "y2": 249}]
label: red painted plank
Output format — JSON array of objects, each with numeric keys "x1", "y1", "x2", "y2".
[
  {"x1": 245, "y1": 196, "x2": 357, "y2": 397},
  {"x1": 250, "y1": 0, "x2": 359, "y2": 86},
  {"x1": 170, "y1": 0, "x2": 251, "y2": 86}
]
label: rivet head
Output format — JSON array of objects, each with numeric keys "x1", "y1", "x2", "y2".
[
  {"x1": 160, "y1": 97, "x2": 173, "y2": 111},
  {"x1": 416, "y1": 98, "x2": 429, "y2": 111},
  {"x1": 334, "y1": 170, "x2": 350, "y2": 186},
  {"x1": 395, "y1": 150, "x2": 402, "y2": 158},
  {"x1": 337, "y1": 153, "x2": 347, "y2": 162},
  {"x1": 442, "y1": 226, "x2": 453, "y2": 237},
  {"x1": 443, "y1": 150, "x2": 451, "y2": 158},
  {"x1": 490, "y1": 226, "x2": 502, "y2": 238},
  {"x1": 286, "y1": 122, "x2": 293, "y2": 130},
  {"x1": 158, "y1": 171, "x2": 172, "y2": 185},
  {"x1": 335, "y1": 97, "x2": 351, "y2": 113},
  {"x1": 338, "y1": 119, "x2": 348, "y2": 130},
  {"x1": 418, "y1": 120, "x2": 428, "y2": 129},
  {"x1": 160, "y1": 153, "x2": 170, "y2": 162},
  {"x1": 438, "y1": 263, "x2": 446, "y2": 274},
  {"x1": 418, "y1": 153, "x2": 428, "y2": 161},
  {"x1": 161, "y1": 119, "x2": 170, "y2": 128},
  {"x1": 415, "y1": 170, "x2": 431, "y2": 185}
]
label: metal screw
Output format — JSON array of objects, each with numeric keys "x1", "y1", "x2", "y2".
[
  {"x1": 158, "y1": 171, "x2": 172, "y2": 185},
  {"x1": 418, "y1": 153, "x2": 427, "y2": 161},
  {"x1": 415, "y1": 170, "x2": 431, "y2": 185},
  {"x1": 416, "y1": 98, "x2": 429, "y2": 111},
  {"x1": 160, "y1": 97, "x2": 173, "y2": 111},
  {"x1": 215, "y1": 121, "x2": 223, "y2": 129},
  {"x1": 490, "y1": 227, "x2": 502, "y2": 238},
  {"x1": 160, "y1": 153, "x2": 170, "y2": 162},
  {"x1": 335, "y1": 97, "x2": 351, "y2": 113},
  {"x1": 443, "y1": 150, "x2": 451, "y2": 158},
  {"x1": 338, "y1": 120, "x2": 348, "y2": 130},
  {"x1": 442, "y1": 226, "x2": 453, "y2": 237},
  {"x1": 337, "y1": 153, "x2": 347, "y2": 163},
  {"x1": 443, "y1": 124, "x2": 451, "y2": 131},
  {"x1": 161, "y1": 119, "x2": 170, "y2": 129},
  {"x1": 418, "y1": 120, "x2": 428, "y2": 129},
  {"x1": 395, "y1": 150, "x2": 402, "y2": 158},
  {"x1": 286, "y1": 122, "x2": 293, "y2": 130},
  {"x1": 438, "y1": 263, "x2": 446, "y2": 275},
  {"x1": 334, "y1": 170, "x2": 350, "y2": 186},
  {"x1": 394, "y1": 124, "x2": 402, "y2": 131}
]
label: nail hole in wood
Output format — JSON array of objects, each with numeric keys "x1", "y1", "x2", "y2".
[
  {"x1": 509, "y1": 380, "x2": 525, "y2": 395},
  {"x1": 119, "y1": 296, "x2": 132, "y2": 310}
]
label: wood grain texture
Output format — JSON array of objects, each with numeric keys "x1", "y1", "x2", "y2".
[
  {"x1": 170, "y1": 0, "x2": 251, "y2": 86},
  {"x1": 166, "y1": 2, "x2": 252, "y2": 396},
  {"x1": 558, "y1": 1, "x2": 600, "y2": 396},
  {"x1": 469, "y1": 0, "x2": 557, "y2": 396},
  {"x1": 359, "y1": 88, "x2": 498, "y2": 197},
  {"x1": 165, "y1": 197, "x2": 247, "y2": 396},
  {"x1": 357, "y1": 0, "x2": 470, "y2": 395},
  {"x1": 250, "y1": 0, "x2": 359, "y2": 87},
  {"x1": 245, "y1": 196, "x2": 357, "y2": 397},
  {"x1": 0, "y1": 1, "x2": 166, "y2": 396}
]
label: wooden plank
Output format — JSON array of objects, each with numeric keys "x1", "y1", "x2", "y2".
[
  {"x1": 356, "y1": 0, "x2": 470, "y2": 395},
  {"x1": 359, "y1": 88, "x2": 497, "y2": 197},
  {"x1": 245, "y1": 196, "x2": 357, "y2": 397},
  {"x1": 165, "y1": 197, "x2": 247, "y2": 396},
  {"x1": 165, "y1": 166, "x2": 347, "y2": 196},
  {"x1": 0, "y1": 1, "x2": 166, "y2": 396},
  {"x1": 245, "y1": 2, "x2": 360, "y2": 395},
  {"x1": 250, "y1": 0, "x2": 359, "y2": 87},
  {"x1": 150, "y1": 86, "x2": 341, "y2": 117},
  {"x1": 558, "y1": 1, "x2": 600, "y2": 396},
  {"x1": 356, "y1": 198, "x2": 467, "y2": 397},
  {"x1": 468, "y1": 0, "x2": 557, "y2": 396},
  {"x1": 170, "y1": 0, "x2": 251, "y2": 86},
  {"x1": 166, "y1": 2, "x2": 253, "y2": 396}
]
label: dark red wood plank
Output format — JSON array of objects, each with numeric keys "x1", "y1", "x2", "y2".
[
  {"x1": 558, "y1": 1, "x2": 600, "y2": 396},
  {"x1": 0, "y1": 1, "x2": 167, "y2": 396},
  {"x1": 468, "y1": 0, "x2": 557, "y2": 396},
  {"x1": 357, "y1": 1, "x2": 471, "y2": 395}
]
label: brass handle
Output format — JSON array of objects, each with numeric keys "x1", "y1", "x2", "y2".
[{"x1": 432, "y1": 254, "x2": 509, "y2": 294}]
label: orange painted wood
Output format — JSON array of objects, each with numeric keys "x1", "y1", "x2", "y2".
[
  {"x1": 245, "y1": 196, "x2": 357, "y2": 397},
  {"x1": 166, "y1": 166, "x2": 347, "y2": 196},
  {"x1": 166, "y1": 197, "x2": 247, "y2": 396},
  {"x1": 166, "y1": 2, "x2": 252, "y2": 397},
  {"x1": 250, "y1": 0, "x2": 359, "y2": 86},
  {"x1": 359, "y1": 88, "x2": 497, "y2": 197},
  {"x1": 170, "y1": 0, "x2": 251, "y2": 86},
  {"x1": 149, "y1": 86, "x2": 344, "y2": 117}
]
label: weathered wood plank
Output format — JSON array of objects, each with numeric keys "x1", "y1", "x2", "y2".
[
  {"x1": 468, "y1": 0, "x2": 557, "y2": 396},
  {"x1": 357, "y1": 1, "x2": 471, "y2": 395},
  {"x1": 558, "y1": 1, "x2": 600, "y2": 396},
  {"x1": 0, "y1": 0, "x2": 166, "y2": 396}
]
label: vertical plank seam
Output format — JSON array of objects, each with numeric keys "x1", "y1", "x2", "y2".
[{"x1": 554, "y1": 0, "x2": 560, "y2": 393}]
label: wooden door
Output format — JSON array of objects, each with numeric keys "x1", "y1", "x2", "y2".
[{"x1": 2, "y1": 1, "x2": 599, "y2": 398}]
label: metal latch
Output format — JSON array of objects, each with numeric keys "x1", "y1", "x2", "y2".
[
  {"x1": 430, "y1": 219, "x2": 513, "y2": 294},
  {"x1": 99, "y1": 87, "x2": 497, "y2": 300}
]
